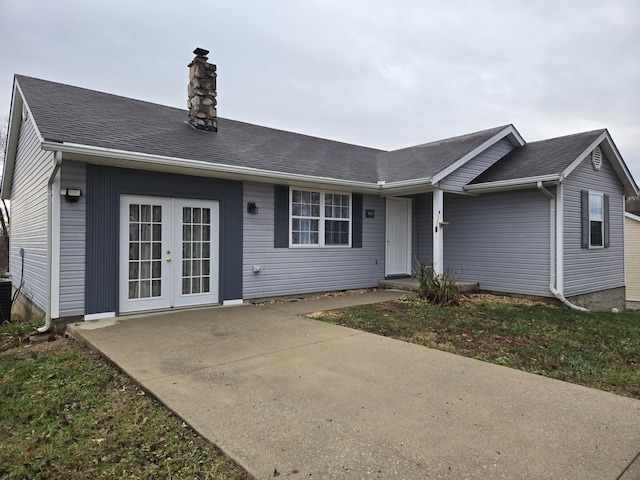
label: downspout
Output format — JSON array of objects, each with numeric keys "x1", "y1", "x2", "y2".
[
  {"x1": 38, "y1": 151, "x2": 62, "y2": 333},
  {"x1": 537, "y1": 181, "x2": 589, "y2": 312}
]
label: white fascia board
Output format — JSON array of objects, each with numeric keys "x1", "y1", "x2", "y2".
[
  {"x1": 560, "y1": 131, "x2": 608, "y2": 181},
  {"x1": 626, "y1": 212, "x2": 640, "y2": 222},
  {"x1": 561, "y1": 130, "x2": 639, "y2": 196},
  {"x1": 40, "y1": 141, "x2": 381, "y2": 194},
  {"x1": 378, "y1": 177, "x2": 436, "y2": 196},
  {"x1": 431, "y1": 125, "x2": 525, "y2": 184},
  {"x1": 3, "y1": 80, "x2": 48, "y2": 199},
  {"x1": 603, "y1": 135, "x2": 639, "y2": 196},
  {"x1": 465, "y1": 174, "x2": 560, "y2": 194}
]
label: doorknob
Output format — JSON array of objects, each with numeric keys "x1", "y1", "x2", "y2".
[{"x1": 166, "y1": 257, "x2": 171, "y2": 262}]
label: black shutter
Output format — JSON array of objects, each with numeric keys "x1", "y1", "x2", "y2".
[
  {"x1": 603, "y1": 194, "x2": 610, "y2": 248},
  {"x1": 352, "y1": 193, "x2": 363, "y2": 248},
  {"x1": 274, "y1": 185, "x2": 289, "y2": 248},
  {"x1": 581, "y1": 190, "x2": 589, "y2": 249}
]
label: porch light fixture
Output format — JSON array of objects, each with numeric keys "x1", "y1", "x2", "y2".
[
  {"x1": 247, "y1": 202, "x2": 258, "y2": 214},
  {"x1": 60, "y1": 188, "x2": 82, "y2": 203}
]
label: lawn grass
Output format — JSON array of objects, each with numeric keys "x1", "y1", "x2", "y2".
[
  {"x1": 313, "y1": 295, "x2": 640, "y2": 399},
  {"x1": 0, "y1": 321, "x2": 251, "y2": 479}
]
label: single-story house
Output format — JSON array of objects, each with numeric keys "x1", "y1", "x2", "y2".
[{"x1": 2, "y1": 49, "x2": 638, "y2": 330}]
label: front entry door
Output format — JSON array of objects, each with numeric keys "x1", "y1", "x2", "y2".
[
  {"x1": 386, "y1": 197, "x2": 411, "y2": 276},
  {"x1": 119, "y1": 195, "x2": 219, "y2": 314}
]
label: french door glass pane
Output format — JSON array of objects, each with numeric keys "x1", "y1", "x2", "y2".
[
  {"x1": 181, "y1": 207, "x2": 212, "y2": 295},
  {"x1": 128, "y1": 203, "x2": 163, "y2": 300}
]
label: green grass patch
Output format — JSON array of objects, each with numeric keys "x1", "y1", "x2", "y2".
[
  {"x1": 0, "y1": 322, "x2": 250, "y2": 479},
  {"x1": 314, "y1": 296, "x2": 640, "y2": 399}
]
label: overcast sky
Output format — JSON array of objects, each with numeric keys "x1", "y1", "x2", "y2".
[{"x1": 1, "y1": 0, "x2": 639, "y2": 182}]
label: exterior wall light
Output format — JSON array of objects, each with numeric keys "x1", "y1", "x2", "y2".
[
  {"x1": 60, "y1": 188, "x2": 82, "y2": 203},
  {"x1": 247, "y1": 202, "x2": 258, "y2": 214}
]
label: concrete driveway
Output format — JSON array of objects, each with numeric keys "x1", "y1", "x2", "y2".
[{"x1": 68, "y1": 290, "x2": 640, "y2": 479}]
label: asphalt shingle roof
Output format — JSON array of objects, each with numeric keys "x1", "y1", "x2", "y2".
[
  {"x1": 16, "y1": 75, "x2": 384, "y2": 183},
  {"x1": 16, "y1": 76, "x2": 519, "y2": 185},
  {"x1": 377, "y1": 125, "x2": 510, "y2": 182},
  {"x1": 16, "y1": 75, "x2": 612, "y2": 188},
  {"x1": 470, "y1": 129, "x2": 605, "y2": 184}
]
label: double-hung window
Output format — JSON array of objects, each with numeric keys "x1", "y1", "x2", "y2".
[
  {"x1": 291, "y1": 189, "x2": 351, "y2": 246},
  {"x1": 589, "y1": 192, "x2": 604, "y2": 248}
]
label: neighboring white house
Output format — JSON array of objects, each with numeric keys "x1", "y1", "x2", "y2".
[{"x1": 625, "y1": 212, "x2": 640, "y2": 303}]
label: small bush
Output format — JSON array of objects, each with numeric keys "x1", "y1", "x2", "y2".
[{"x1": 413, "y1": 259, "x2": 459, "y2": 306}]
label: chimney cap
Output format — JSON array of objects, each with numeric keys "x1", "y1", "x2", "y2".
[{"x1": 193, "y1": 47, "x2": 209, "y2": 57}]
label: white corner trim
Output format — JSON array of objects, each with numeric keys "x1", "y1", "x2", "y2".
[
  {"x1": 222, "y1": 299, "x2": 244, "y2": 306},
  {"x1": 84, "y1": 311, "x2": 117, "y2": 321}
]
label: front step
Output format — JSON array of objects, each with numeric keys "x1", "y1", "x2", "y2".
[{"x1": 379, "y1": 278, "x2": 478, "y2": 294}]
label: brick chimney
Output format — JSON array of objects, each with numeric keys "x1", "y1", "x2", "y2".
[{"x1": 187, "y1": 48, "x2": 217, "y2": 132}]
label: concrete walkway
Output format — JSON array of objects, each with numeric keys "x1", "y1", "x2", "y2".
[{"x1": 67, "y1": 290, "x2": 640, "y2": 479}]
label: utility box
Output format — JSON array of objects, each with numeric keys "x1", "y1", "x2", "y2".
[{"x1": 0, "y1": 279, "x2": 11, "y2": 322}]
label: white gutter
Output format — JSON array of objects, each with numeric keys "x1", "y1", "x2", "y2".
[
  {"x1": 466, "y1": 174, "x2": 560, "y2": 194},
  {"x1": 536, "y1": 181, "x2": 589, "y2": 312},
  {"x1": 41, "y1": 141, "x2": 381, "y2": 193},
  {"x1": 38, "y1": 151, "x2": 63, "y2": 333},
  {"x1": 40, "y1": 140, "x2": 437, "y2": 195}
]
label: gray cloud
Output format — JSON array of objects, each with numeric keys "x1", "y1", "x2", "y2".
[{"x1": 1, "y1": 0, "x2": 638, "y2": 181}]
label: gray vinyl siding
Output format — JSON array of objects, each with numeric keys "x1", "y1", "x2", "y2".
[
  {"x1": 444, "y1": 189, "x2": 551, "y2": 296},
  {"x1": 59, "y1": 161, "x2": 86, "y2": 316},
  {"x1": 439, "y1": 138, "x2": 514, "y2": 192},
  {"x1": 563, "y1": 152, "x2": 624, "y2": 296},
  {"x1": 8, "y1": 112, "x2": 53, "y2": 311},
  {"x1": 411, "y1": 193, "x2": 433, "y2": 268},
  {"x1": 243, "y1": 182, "x2": 385, "y2": 298}
]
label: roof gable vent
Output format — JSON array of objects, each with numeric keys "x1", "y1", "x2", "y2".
[{"x1": 592, "y1": 146, "x2": 602, "y2": 171}]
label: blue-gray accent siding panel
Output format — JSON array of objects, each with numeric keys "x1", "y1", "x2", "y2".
[
  {"x1": 85, "y1": 165, "x2": 243, "y2": 314},
  {"x1": 563, "y1": 152, "x2": 624, "y2": 297},
  {"x1": 411, "y1": 193, "x2": 433, "y2": 269},
  {"x1": 273, "y1": 185, "x2": 289, "y2": 248},
  {"x1": 59, "y1": 161, "x2": 86, "y2": 316},
  {"x1": 243, "y1": 182, "x2": 385, "y2": 298},
  {"x1": 444, "y1": 190, "x2": 551, "y2": 296},
  {"x1": 439, "y1": 138, "x2": 514, "y2": 192}
]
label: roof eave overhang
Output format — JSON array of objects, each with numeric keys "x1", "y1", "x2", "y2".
[
  {"x1": 376, "y1": 178, "x2": 436, "y2": 196},
  {"x1": 40, "y1": 141, "x2": 382, "y2": 194},
  {"x1": 561, "y1": 130, "x2": 639, "y2": 197},
  {"x1": 464, "y1": 174, "x2": 561, "y2": 194},
  {"x1": 625, "y1": 212, "x2": 640, "y2": 222},
  {"x1": 2, "y1": 82, "x2": 24, "y2": 199},
  {"x1": 2, "y1": 78, "x2": 47, "y2": 200},
  {"x1": 430, "y1": 125, "x2": 526, "y2": 184}
]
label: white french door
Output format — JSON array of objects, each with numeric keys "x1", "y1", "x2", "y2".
[
  {"x1": 386, "y1": 197, "x2": 412, "y2": 276},
  {"x1": 119, "y1": 195, "x2": 219, "y2": 314}
]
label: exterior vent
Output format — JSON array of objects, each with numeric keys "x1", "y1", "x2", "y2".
[
  {"x1": 22, "y1": 104, "x2": 28, "y2": 121},
  {"x1": 592, "y1": 146, "x2": 602, "y2": 171}
]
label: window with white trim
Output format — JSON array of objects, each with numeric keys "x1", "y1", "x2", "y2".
[
  {"x1": 589, "y1": 192, "x2": 604, "y2": 247},
  {"x1": 290, "y1": 189, "x2": 351, "y2": 246}
]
